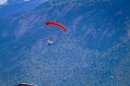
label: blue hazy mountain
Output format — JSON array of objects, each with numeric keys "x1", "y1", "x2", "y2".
[
  {"x1": 0, "y1": 0, "x2": 46, "y2": 19},
  {"x1": 0, "y1": 0, "x2": 130, "y2": 86}
]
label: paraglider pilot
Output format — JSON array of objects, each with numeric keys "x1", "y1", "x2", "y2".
[{"x1": 48, "y1": 37, "x2": 53, "y2": 46}]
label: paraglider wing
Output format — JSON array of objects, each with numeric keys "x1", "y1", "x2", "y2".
[{"x1": 45, "y1": 21, "x2": 66, "y2": 32}]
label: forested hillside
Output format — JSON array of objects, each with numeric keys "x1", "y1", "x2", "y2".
[{"x1": 0, "y1": 0, "x2": 130, "y2": 86}]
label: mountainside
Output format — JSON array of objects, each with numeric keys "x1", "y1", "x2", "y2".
[
  {"x1": 0, "y1": 0, "x2": 130, "y2": 86},
  {"x1": 0, "y1": 0, "x2": 46, "y2": 19}
]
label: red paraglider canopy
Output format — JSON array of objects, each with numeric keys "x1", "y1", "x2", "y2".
[{"x1": 45, "y1": 21, "x2": 66, "y2": 32}]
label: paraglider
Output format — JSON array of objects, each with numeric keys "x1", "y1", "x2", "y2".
[
  {"x1": 48, "y1": 37, "x2": 53, "y2": 46},
  {"x1": 45, "y1": 21, "x2": 66, "y2": 46}
]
